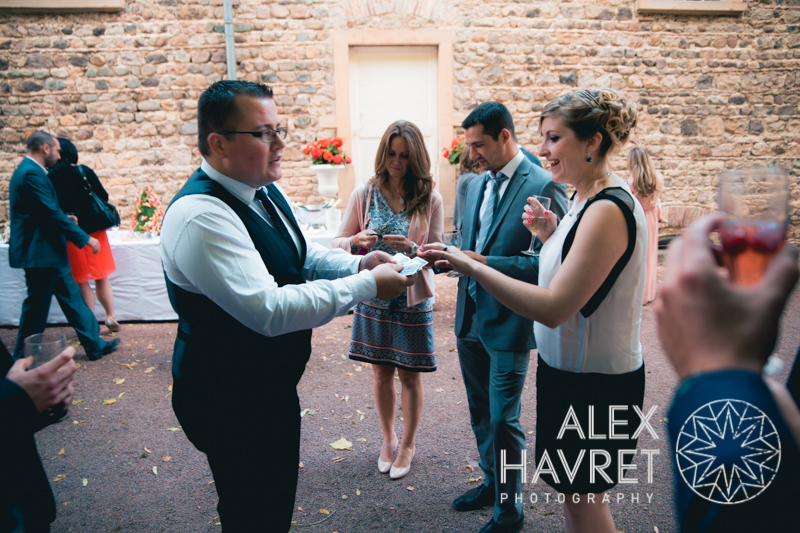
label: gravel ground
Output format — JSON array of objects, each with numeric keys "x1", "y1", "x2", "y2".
[{"x1": 2, "y1": 268, "x2": 798, "y2": 533}]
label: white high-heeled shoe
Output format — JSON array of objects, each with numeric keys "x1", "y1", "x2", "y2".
[
  {"x1": 378, "y1": 457, "x2": 392, "y2": 474},
  {"x1": 389, "y1": 447, "x2": 415, "y2": 480},
  {"x1": 378, "y1": 439, "x2": 398, "y2": 474}
]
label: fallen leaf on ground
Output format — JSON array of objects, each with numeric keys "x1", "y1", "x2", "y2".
[
  {"x1": 332, "y1": 456, "x2": 345, "y2": 463},
  {"x1": 58, "y1": 448, "x2": 65, "y2": 455},
  {"x1": 345, "y1": 373, "x2": 353, "y2": 377},
  {"x1": 543, "y1": 511, "x2": 554, "y2": 517},
  {"x1": 465, "y1": 464, "x2": 474, "y2": 472},
  {"x1": 152, "y1": 466, "x2": 158, "y2": 475},
  {"x1": 167, "y1": 427, "x2": 181, "y2": 432},
  {"x1": 146, "y1": 344, "x2": 155, "y2": 350},
  {"x1": 469, "y1": 477, "x2": 482, "y2": 482},
  {"x1": 356, "y1": 489, "x2": 361, "y2": 495},
  {"x1": 71, "y1": 400, "x2": 84, "y2": 406},
  {"x1": 355, "y1": 367, "x2": 362, "y2": 372},
  {"x1": 300, "y1": 408, "x2": 316, "y2": 417},
  {"x1": 319, "y1": 509, "x2": 330, "y2": 515},
  {"x1": 102, "y1": 399, "x2": 117, "y2": 405},
  {"x1": 406, "y1": 486, "x2": 414, "y2": 491},
  {"x1": 113, "y1": 378, "x2": 125, "y2": 385},
  {"x1": 360, "y1": 415, "x2": 365, "y2": 421},
  {"x1": 162, "y1": 456, "x2": 171, "y2": 462},
  {"x1": 144, "y1": 447, "x2": 152, "y2": 454},
  {"x1": 168, "y1": 385, "x2": 173, "y2": 392},
  {"x1": 118, "y1": 362, "x2": 137, "y2": 369},
  {"x1": 298, "y1": 462, "x2": 304, "y2": 469},
  {"x1": 53, "y1": 474, "x2": 65, "y2": 482},
  {"x1": 357, "y1": 438, "x2": 366, "y2": 442},
  {"x1": 82, "y1": 478, "x2": 88, "y2": 486},
  {"x1": 329, "y1": 437, "x2": 353, "y2": 450},
  {"x1": 145, "y1": 367, "x2": 155, "y2": 373},
  {"x1": 435, "y1": 388, "x2": 444, "y2": 392},
  {"x1": 118, "y1": 392, "x2": 125, "y2": 399}
]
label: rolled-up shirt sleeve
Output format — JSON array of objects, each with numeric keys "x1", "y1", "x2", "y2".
[{"x1": 161, "y1": 195, "x2": 376, "y2": 338}]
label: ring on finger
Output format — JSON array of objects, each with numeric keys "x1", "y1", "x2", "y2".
[{"x1": 444, "y1": 246, "x2": 449, "y2": 252}]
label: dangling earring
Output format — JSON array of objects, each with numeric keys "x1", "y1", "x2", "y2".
[{"x1": 586, "y1": 153, "x2": 592, "y2": 163}]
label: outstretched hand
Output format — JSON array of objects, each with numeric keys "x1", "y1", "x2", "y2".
[
  {"x1": 359, "y1": 250, "x2": 395, "y2": 271},
  {"x1": 372, "y1": 262, "x2": 415, "y2": 300},
  {"x1": 419, "y1": 242, "x2": 481, "y2": 277},
  {"x1": 655, "y1": 213, "x2": 799, "y2": 379}
]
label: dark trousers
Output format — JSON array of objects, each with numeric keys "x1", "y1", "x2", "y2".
[
  {"x1": 14, "y1": 266, "x2": 104, "y2": 359},
  {"x1": 456, "y1": 298, "x2": 529, "y2": 525},
  {"x1": 173, "y1": 378, "x2": 301, "y2": 532}
]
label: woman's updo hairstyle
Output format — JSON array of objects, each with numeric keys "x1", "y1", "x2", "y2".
[{"x1": 539, "y1": 88, "x2": 637, "y2": 158}]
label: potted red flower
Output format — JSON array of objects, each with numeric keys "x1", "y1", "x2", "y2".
[{"x1": 303, "y1": 137, "x2": 352, "y2": 197}]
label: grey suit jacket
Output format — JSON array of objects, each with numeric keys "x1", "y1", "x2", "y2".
[
  {"x1": 8, "y1": 157, "x2": 90, "y2": 269},
  {"x1": 455, "y1": 156, "x2": 568, "y2": 352}
]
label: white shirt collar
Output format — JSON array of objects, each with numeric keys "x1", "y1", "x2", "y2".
[
  {"x1": 25, "y1": 156, "x2": 47, "y2": 173},
  {"x1": 201, "y1": 159, "x2": 260, "y2": 204},
  {"x1": 495, "y1": 149, "x2": 524, "y2": 180}
]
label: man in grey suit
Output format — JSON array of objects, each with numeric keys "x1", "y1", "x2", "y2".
[
  {"x1": 450, "y1": 103, "x2": 568, "y2": 533},
  {"x1": 8, "y1": 132, "x2": 120, "y2": 360}
]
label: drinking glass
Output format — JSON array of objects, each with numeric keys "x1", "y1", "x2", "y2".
[
  {"x1": 717, "y1": 166, "x2": 790, "y2": 287},
  {"x1": 443, "y1": 229, "x2": 463, "y2": 278},
  {"x1": 24, "y1": 332, "x2": 68, "y2": 421},
  {"x1": 24, "y1": 332, "x2": 67, "y2": 369},
  {"x1": 522, "y1": 196, "x2": 551, "y2": 257}
]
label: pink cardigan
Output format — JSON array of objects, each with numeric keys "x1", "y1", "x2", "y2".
[{"x1": 333, "y1": 182, "x2": 444, "y2": 307}]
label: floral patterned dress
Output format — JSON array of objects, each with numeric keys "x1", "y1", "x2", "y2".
[{"x1": 348, "y1": 188, "x2": 436, "y2": 372}]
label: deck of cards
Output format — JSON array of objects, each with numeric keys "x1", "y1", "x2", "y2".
[{"x1": 393, "y1": 253, "x2": 428, "y2": 276}]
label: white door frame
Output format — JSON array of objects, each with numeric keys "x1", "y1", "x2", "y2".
[{"x1": 333, "y1": 29, "x2": 454, "y2": 206}]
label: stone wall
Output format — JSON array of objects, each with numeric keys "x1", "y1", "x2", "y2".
[{"x1": 0, "y1": 0, "x2": 798, "y2": 240}]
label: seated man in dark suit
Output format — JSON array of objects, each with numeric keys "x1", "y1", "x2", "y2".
[
  {"x1": 657, "y1": 213, "x2": 800, "y2": 532},
  {"x1": 8, "y1": 132, "x2": 120, "y2": 360},
  {"x1": 1, "y1": 340, "x2": 77, "y2": 533}
]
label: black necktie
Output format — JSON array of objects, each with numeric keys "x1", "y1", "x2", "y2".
[{"x1": 255, "y1": 188, "x2": 292, "y2": 245}]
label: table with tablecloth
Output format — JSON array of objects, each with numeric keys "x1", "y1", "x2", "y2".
[{"x1": 1, "y1": 226, "x2": 338, "y2": 326}]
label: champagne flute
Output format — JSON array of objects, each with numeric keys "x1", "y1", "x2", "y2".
[
  {"x1": 717, "y1": 166, "x2": 789, "y2": 286},
  {"x1": 522, "y1": 195, "x2": 551, "y2": 257},
  {"x1": 24, "y1": 332, "x2": 69, "y2": 421},
  {"x1": 443, "y1": 229, "x2": 463, "y2": 278}
]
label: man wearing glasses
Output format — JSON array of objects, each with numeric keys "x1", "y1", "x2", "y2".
[{"x1": 160, "y1": 80, "x2": 412, "y2": 531}]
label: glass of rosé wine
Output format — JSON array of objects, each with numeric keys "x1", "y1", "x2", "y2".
[{"x1": 717, "y1": 166, "x2": 790, "y2": 287}]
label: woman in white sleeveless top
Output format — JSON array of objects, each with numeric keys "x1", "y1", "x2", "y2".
[{"x1": 421, "y1": 88, "x2": 647, "y2": 533}]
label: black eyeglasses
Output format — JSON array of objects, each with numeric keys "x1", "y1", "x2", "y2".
[{"x1": 218, "y1": 127, "x2": 288, "y2": 143}]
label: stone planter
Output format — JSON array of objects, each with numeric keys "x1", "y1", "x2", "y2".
[{"x1": 312, "y1": 164, "x2": 344, "y2": 197}]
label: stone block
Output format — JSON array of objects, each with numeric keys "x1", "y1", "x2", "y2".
[
  {"x1": 272, "y1": 5, "x2": 289, "y2": 18},
  {"x1": 700, "y1": 117, "x2": 725, "y2": 137},
  {"x1": 181, "y1": 121, "x2": 198, "y2": 135},
  {"x1": 26, "y1": 54, "x2": 53, "y2": 69}
]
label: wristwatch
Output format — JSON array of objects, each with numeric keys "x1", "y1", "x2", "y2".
[{"x1": 410, "y1": 242, "x2": 418, "y2": 256}]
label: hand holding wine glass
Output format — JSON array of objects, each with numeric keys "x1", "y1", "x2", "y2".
[
  {"x1": 717, "y1": 166, "x2": 789, "y2": 286},
  {"x1": 442, "y1": 230, "x2": 463, "y2": 277},
  {"x1": 521, "y1": 195, "x2": 551, "y2": 257}
]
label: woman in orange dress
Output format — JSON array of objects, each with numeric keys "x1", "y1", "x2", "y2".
[
  {"x1": 48, "y1": 138, "x2": 120, "y2": 332},
  {"x1": 627, "y1": 146, "x2": 664, "y2": 304}
]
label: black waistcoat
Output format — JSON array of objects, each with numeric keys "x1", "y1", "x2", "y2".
[{"x1": 164, "y1": 169, "x2": 312, "y2": 391}]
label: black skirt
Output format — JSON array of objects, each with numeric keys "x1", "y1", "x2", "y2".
[{"x1": 534, "y1": 355, "x2": 646, "y2": 495}]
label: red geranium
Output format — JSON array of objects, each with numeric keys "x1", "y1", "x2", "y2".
[
  {"x1": 443, "y1": 136, "x2": 466, "y2": 165},
  {"x1": 304, "y1": 137, "x2": 352, "y2": 166}
]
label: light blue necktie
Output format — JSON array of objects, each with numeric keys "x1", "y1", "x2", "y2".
[{"x1": 469, "y1": 172, "x2": 508, "y2": 301}]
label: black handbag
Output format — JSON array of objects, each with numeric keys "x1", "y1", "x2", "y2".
[{"x1": 76, "y1": 166, "x2": 121, "y2": 233}]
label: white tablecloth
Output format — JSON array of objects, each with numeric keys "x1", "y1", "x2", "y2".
[
  {"x1": 1, "y1": 232, "x2": 177, "y2": 326},
  {"x1": 0, "y1": 225, "x2": 340, "y2": 326}
]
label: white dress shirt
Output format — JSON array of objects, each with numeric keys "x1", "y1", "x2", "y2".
[
  {"x1": 160, "y1": 160, "x2": 377, "y2": 338},
  {"x1": 477, "y1": 149, "x2": 524, "y2": 215}
]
